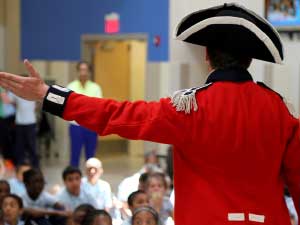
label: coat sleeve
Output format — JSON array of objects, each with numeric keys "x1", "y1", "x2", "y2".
[
  {"x1": 282, "y1": 118, "x2": 300, "y2": 218},
  {"x1": 42, "y1": 85, "x2": 191, "y2": 146}
]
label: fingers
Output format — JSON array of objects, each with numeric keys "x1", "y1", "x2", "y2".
[
  {"x1": 24, "y1": 59, "x2": 41, "y2": 79},
  {"x1": 0, "y1": 72, "x2": 25, "y2": 84},
  {"x1": 0, "y1": 79, "x2": 23, "y2": 97},
  {"x1": 0, "y1": 76, "x2": 23, "y2": 90}
]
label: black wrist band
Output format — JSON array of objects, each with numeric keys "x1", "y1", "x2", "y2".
[{"x1": 42, "y1": 85, "x2": 73, "y2": 117}]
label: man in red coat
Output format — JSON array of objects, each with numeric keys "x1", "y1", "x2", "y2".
[{"x1": 0, "y1": 3, "x2": 300, "y2": 225}]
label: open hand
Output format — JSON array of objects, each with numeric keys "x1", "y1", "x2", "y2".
[{"x1": 0, "y1": 59, "x2": 49, "y2": 101}]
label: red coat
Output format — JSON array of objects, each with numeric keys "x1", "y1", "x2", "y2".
[{"x1": 44, "y1": 68, "x2": 300, "y2": 225}]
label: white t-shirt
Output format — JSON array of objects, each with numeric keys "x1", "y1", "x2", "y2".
[
  {"x1": 8, "y1": 177, "x2": 26, "y2": 196},
  {"x1": 57, "y1": 187, "x2": 98, "y2": 210},
  {"x1": 9, "y1": 93, "x2": 36, "y2": 125},
  {"x1": 82, "y1": 177, "x2": 112, "y2": 209},
  {"x1": 21, "y1": 191, "x2": 57, "y2": 209},
  {"x1": 117, "y1": 173, "x2": 140, "y2": 202}
]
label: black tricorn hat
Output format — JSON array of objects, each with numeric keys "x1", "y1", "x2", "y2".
[{"x1": 174, "y1": 3, "x2": 283, "y2": 64}]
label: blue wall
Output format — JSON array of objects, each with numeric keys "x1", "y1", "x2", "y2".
[{"x1": 21, "y1": 0, "x2": 169, "y2": 62}]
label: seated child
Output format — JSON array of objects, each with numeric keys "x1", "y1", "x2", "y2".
[
  {"x1": 82, "y1": 158, "x2": 112, "y2": 211},
  {"x1": 146, "y1": 173, "x2": 173, "y2": 225},
  {"x1": 57, "y1": 166, "x2": 98, "y2": 211},
  {"x1": 21, "y1": 169, "x2": 69, "y2": 224},
  {"x1": 72, "y1": 204, "x2": 95, "y2": 225},
  {"x1": 82, "y1": 210, "x2": 112, "y2": 225},
  {"x1": 9, "y1": 164, "x2": 31, "y2": 196},
  {"x1": 121, "y1": 190, "x2": 149, "y2": 225},
  {"x1": 132, "y1": 206, "x2": 159, "y2": 225},
  {"x1": 2, "y1": 194, "x2": 24, "y2": 225}
]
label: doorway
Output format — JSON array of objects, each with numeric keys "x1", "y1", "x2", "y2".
[{"x1": 81, "y1": 34, "x2": 147, "y2": 157}]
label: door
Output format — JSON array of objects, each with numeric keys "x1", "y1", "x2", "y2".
[
  {"x1": 93, "y1": 38, "x2": 147, "y2": 157},
  {"x1": 94, "y1": 40, "x2": 131, "y2": 101}
]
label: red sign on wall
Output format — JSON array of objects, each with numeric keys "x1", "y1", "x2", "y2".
[{"x1": 105, "y1": 13, "x2": 120, "y2": 34}]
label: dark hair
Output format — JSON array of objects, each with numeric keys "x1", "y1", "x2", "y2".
[
  {"x1": 62, "y1": 166, "x2": 82, "y2": 181},
  {"x1": 23, "y1": 169, "x2": 43, "y2": 184},
  {"x1": 128, "y1": 190, "x2": 146, "y2": 207},
  {"x1": 207, "y1": 47, "x2": 252, "y2": 70},
  {"x1": 146, "y1": 172, "x2": 168, "y2": 189},
  {"x1": 0, "y1": 180, "x2": 10, "y2": 192},
  {"x1": 139, "y1": 173, "x2": 149, "y2": 184},
  {"x1": 73, "y1": 204, "x2": 95, "y2": 224},
  {"x1": 76, "y1": 61, "x2": 93, "y2": 72},
  {"x1": 132, "y1": 206, "x2": 159, "y2": 225},
  {"x1": 82, "y1": 210, "x2": 112, "y2": 225},
  {"x1": 2, "y1": 194, "x2": 23, "y2": 208}
]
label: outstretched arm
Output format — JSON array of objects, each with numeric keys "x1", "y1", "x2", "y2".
[{"x1": 0, "y1": 60, "x2": 190, "y2": 146}]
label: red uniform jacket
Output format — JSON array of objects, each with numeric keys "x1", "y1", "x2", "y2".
[{"x1": 43, "y1": 68, "x2": 300, "y2": 225}]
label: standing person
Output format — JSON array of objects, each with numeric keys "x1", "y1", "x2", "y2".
[
  {"x1": 81, "y1": 158, "x2": 112, "y2": 211},
  {"x1": 67, "y1": 61, "x2": 102, "y2": 167},
  {"x1": 6, "y1": 79, "x2": 38, "y2": 168},
  {"x1": 0, "y1": 89, "x2": 15, "y2": 163},
  {"x1": 1, "y1": 3, "x2": 300, "y2": 225}
]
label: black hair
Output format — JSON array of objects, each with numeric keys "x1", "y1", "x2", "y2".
[
  {"x1": 207, "y1": 47, "x2": 252, "y2": 70},
  {"x1": 2, "y1": 194, "x2": 23, "y2": 208},
  {"x1": 82, "y1": 210, "x2": 112, "y2": 225},
  {"x1": 132, "y1": 206, "x2": 159, "y2": 225},
  {"x1": 76, "y1": 61, "x2": 93, "y2": 72},
  {"x1": 146, "y1": 172, "x2": 168, "y2": 189},
  {"x1": 73, "y1": 204, "x2": 95, "y2": 224},
  {"x1": 128, "y1": 190, "x2": 146, "y2": 207},
  {"x1": 62, "y1": 166, "x2": 82, "y2": 181},
  {"x1": 0, "y1": 180, "x2": 10, "y2": 192},
  {"x1": 139, "y1": 173, "x2": 149, "y2": 185},
  {"x1": 23, "y1": 169, "x2": 43, "y2": 185}
]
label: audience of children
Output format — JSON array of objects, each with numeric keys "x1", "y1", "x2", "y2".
[{"x1": 0, "y1": 154, "x2": 297, "y2": 225}]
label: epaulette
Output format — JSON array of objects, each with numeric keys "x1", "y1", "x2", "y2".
[
  {"x1": 257, "y1": 82, "x2": 297, "y2": 117},
  {"x1": 170, "y1": 82, "x2": 212, "y2": 114}
]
